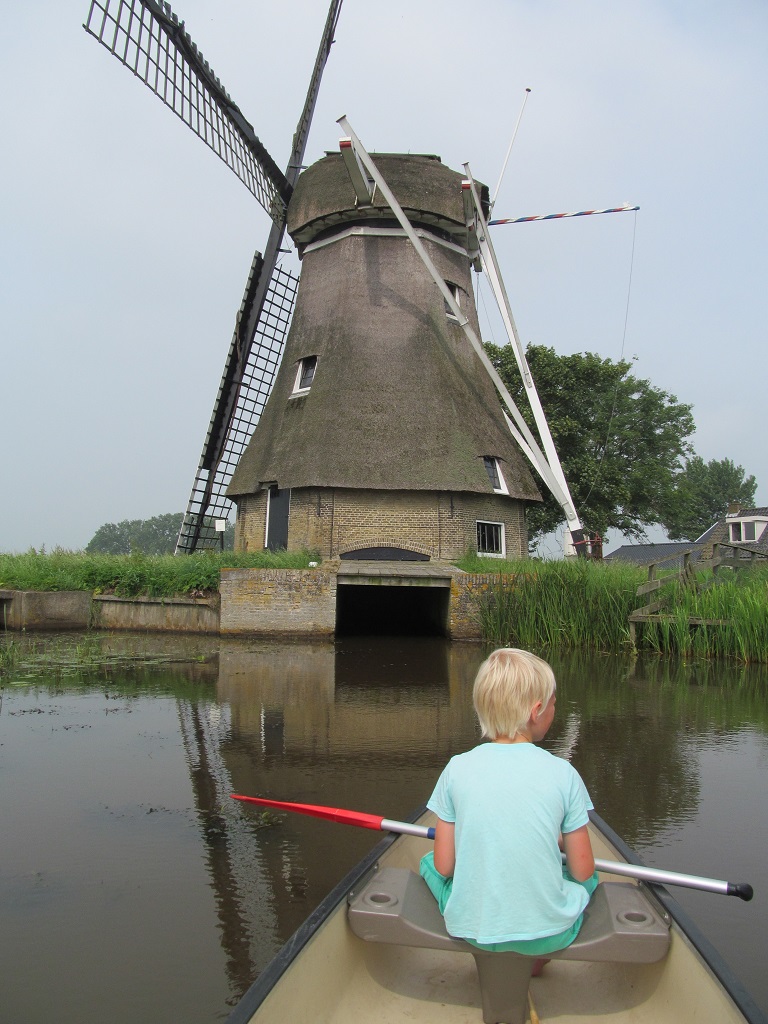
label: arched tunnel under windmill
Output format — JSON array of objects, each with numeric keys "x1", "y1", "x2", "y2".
[{"x1": 334, "y1": 558, "x2": 453, "y2": 637}]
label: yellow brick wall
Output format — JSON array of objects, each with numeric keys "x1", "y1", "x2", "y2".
[{"x1": 233, "y1": 487, "x2": 529, "y2": 560}]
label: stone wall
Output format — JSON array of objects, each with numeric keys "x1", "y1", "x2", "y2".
[
  {"x1": 0, "y1": 589, "x2": 91, "y2": 630},
  {"x1": 448, "y1": 573, "x2": 517, "y2": 640},
  {"x1": 219, "y1": 568, "x2": 337, "y2": 636},
  {"x1": 234, "y1": 487, "x2": 529, "y2": 562},
  {"x1": 91, "y1": 594, "x2": 220, "y2": 634}
]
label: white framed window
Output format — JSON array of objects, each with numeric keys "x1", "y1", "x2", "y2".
[
  {"x1": 444, "y1": 282, "x2": 461, "y2": 318},
  {"x1": 482, "y1": 456, "x2": 508, "y2": 494},
  {"x1": 730, "y1": 519, "x2": 765, "y2": 543},
  {"x1": 477, "y1": 520, "x2": 506, "y2": 557},
  {"x1": 292, "y1": 355, "x2": 317, "y2": 395}
]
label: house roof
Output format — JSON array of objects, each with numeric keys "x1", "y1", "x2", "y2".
[
  {"x1": 604, "y1": 542, "x2": 704, "y2": 569},
  {"x1": 605, "y1": 506, "x2": 768, "y2": 565}
]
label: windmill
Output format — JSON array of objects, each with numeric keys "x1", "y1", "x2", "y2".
[
  {"x1": 84, "y1": 0, "x2": 591, "y2": 562},
  {"x1": 84, "y1": 0, "x2": 342, "y2": 554}
]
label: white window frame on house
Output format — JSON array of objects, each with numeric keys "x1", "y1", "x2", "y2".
[
  {"x1": 476, "y1": 520, "x2": 506, "y2": 558},
  {"x1": 729, "y1": 518, "x2": 766, "y2": 544},
  {"x1": 482, "y1": 456, "x2": 508, "y2": 494},
  {"x1": 292, "y1": 355, "x2": 318, "y2": 396}
]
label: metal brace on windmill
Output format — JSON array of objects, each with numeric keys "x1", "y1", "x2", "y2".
[{"x1": 85, "y1": 0, "x2": 610, "y2": 561}]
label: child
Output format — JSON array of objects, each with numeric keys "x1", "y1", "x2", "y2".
[{"x1": 420, "y1": 648, "x2": 598, "y2": 965}]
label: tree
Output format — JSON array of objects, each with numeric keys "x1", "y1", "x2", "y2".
[
  {"x1": 485, "y1": 343, "x2": 696, "y2": 543},
  {"x1": 662, "y1": 457, "x2": 757, "y2": 541},
  {"x1": 86, "y1": 513, "x2": 235, "y2": 555}
]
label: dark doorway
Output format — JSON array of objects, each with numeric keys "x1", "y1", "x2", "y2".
[
  {"x1": 266, "y1": 486, "x2": 290, "y2": 550},
  {"x1": 336, "y1": 584, "x2": 449, "y2": 636}
]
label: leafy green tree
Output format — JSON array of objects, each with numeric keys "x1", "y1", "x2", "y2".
[
  {"x1": 662, "y1": 457, "x2": 757, "y2": 540},
  {"x1": 86, "y1": 513, "x2": 235, "y2": 555},
  {"x1": 86, "y1": 513, "x2": 186, "y2": 555},
  {"x1": 485, "y1": 343, "x2": 696, "y2": 543}
]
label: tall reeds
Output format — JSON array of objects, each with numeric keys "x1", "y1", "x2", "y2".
[
  {"x1": 460, "y1": 557, "x2": 768, "y2": 662},
  {"x1": 463, "y1": 558, "x2": 643, "y2": 652},
  {"x1": 640, "y1": 568, "x2": 768, "y2": 663}
]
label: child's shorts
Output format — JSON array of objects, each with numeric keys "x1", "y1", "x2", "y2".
[{"x1": 419, "y1": 850, "x2": 599, "y2": 955}]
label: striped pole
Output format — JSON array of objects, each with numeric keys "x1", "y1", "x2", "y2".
[{"x1": 489, "y1": 203, "x2": 639, "y2": 226}]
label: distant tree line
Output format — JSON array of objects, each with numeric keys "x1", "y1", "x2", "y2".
[{"x1": 86, "y1": 513, "x2": 235, "y2": 555}]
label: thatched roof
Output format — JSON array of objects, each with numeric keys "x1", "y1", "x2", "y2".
[
  {"x1": 288, "y1": 153, "x2": 490, "y2": 248},
  {"x1": 228, "y1": 155, "x2": 540, "y2": 503}
]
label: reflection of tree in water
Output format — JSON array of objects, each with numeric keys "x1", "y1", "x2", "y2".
[{"x1": 541, "y1": 649, "x2": 768, "y2": 847}]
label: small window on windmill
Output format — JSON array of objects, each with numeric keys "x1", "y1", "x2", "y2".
[
  {"x1": 483, "y1": 456, "x2": 508, "y2": 494},
  {"x1": 444, "y1": 282, "x2": 461, "y2": 319},
  {"x1": 292, "y1": 355, "x2": 317, "y2": 395},
  {"x1": 477, "y1": 521, "x2": 505, "y2": 558}
]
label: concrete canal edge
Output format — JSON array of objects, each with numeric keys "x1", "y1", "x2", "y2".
[{"x1": 1, "y1": 565, "x2": 514, "y2": 639}]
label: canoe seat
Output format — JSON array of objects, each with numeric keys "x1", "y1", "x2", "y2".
[{"x1": 348, "y1": 868, "x2": 670, "y2": 1024}]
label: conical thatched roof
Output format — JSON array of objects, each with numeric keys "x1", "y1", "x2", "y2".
[{"x1": 228, "y1": 154, "x2": 540, "y2": 504}]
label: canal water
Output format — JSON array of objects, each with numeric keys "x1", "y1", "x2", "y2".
[{"x1": 1, "y1": 632, "x2": 766, "y2": 1023}]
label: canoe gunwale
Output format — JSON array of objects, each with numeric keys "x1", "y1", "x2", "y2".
[
  {"x1": 589, "y1": 811, "x2": 767, "y2": 1024},
  {"x1": 223, "y1": 811, "x2": 411, "y2": 1024},
  {"x1": 226, "y1": 807, "x2": 766, "y2": 1024}
]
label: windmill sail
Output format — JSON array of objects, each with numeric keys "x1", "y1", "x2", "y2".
[
  {"x1": 83, "y1": 0, "x2": 290, "y2": 220},
  {"x1": 84, "y1": 0, "x2": 344, "y2": 552}
]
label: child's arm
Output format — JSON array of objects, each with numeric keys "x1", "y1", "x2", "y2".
[
  {"x1": 562, "y1": 824, "x2": 595, "y2": 882},
  {"x1": 433, "y1": 818, "x2": 456, "y2": 878}
]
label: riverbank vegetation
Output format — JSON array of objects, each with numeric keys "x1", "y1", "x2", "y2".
[
  {"x1": 0, "y1": 548, "x2": 319, "y2": 598},
  {"x1": 455, "y1": 555, "x2": 768, "y2": 662}
]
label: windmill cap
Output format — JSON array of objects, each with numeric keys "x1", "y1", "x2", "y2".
[{"x1": 288, "y1": 152, "x2": 489, "y2": 248}]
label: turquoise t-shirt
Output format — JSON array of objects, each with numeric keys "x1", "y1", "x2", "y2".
[{"x1": 426, "y1": 742, "x2": 593, "y2": 945}]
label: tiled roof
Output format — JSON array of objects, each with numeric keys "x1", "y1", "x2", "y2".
[{"x1": 604, "y1": 542, "x2": 703, "y2": 569}]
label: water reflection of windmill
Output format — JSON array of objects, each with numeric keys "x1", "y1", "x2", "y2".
[{"x1": 85, "y1": 0, "x2": 590, "y2": 560}]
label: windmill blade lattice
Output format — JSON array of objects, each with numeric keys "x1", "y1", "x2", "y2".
[
  {"x1": 176, "y1": 259, "x2": 299, "y2": 552},
  {"x1": 174, "y1": 0, "x2": 342, "y2": 551},
  {"x1": 84, "y1": 0, "x2": 290, "y2": 222}
]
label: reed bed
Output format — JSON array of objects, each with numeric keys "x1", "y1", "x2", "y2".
[
  {"x1": 458, "y1": 554, "x2": 768, "y2": 662},
  {"x1": 456, "y1": 557, "x2": 644, "y2": 652},
  {"x1": 640, "y1": 568, "x2": 768, "y2": 663},
  {"x1": 0, "y1": 548, "x2": 320, "y2": 599}
]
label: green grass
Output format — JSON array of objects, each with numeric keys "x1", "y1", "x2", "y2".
[
  {"x1": 454, "y1": 556, "x2": 768, "y2": 662},
  {"x1": 640, "y1": 567, "x2": 768, "y2": 663},
  {"x1": 455, "y1": 556, "x2": 644, "y2": 652},
  {"x1": 0, "y1": 548, "x2": 321, "y2": 599}
]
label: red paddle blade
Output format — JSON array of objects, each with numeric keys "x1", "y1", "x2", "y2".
[{"x1": 230, "y1": 794, "x2": 385, "y2": 832}]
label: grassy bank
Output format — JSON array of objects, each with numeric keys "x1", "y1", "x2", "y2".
[
  {"x1": 454, "y1": 555, "x2": 768, "y2": 662},
  {"x1": 0, "y1": 549, "x2": 320, "y2": 599}
]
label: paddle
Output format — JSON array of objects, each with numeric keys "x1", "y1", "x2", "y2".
[{"x1": 231, "y1": 794, "x2": 754, "y2": 901}]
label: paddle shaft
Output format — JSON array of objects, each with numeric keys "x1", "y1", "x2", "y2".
[{"x1": 230, "y1": 795, "x2": 753, "y2": 901}]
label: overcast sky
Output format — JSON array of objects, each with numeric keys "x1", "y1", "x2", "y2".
[{"x1": 2, "y1": 0, "x2": 766, "y2": 555}]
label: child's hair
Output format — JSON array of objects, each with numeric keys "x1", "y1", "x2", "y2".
[{"x1": 473, "y1": 648, "x2": 556, "y2": 740}]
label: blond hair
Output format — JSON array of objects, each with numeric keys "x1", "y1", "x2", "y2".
[{"x1": 473, "y1": 648, "x2": 556, "y2": 740}]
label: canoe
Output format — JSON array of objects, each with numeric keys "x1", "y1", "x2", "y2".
[{"x1": 226, "y1": 809, "x2": 766, "y2": 1024}]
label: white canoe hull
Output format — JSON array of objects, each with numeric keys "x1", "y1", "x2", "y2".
[{"x1": 227, "y1": 811, "x2": 763, "y2": 1024}]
